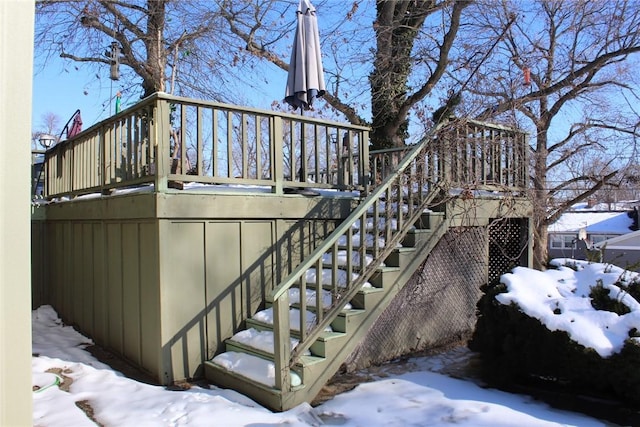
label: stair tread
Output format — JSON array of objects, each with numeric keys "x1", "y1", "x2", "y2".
[
  {"x1": 288, "y1": 288, "x2": 353, "y2": 310},
  {"x1": 300, "y1": 267, "x2": 374, "y2": 289},
  {"x1": 406, "y1": 227, "x2": 435, "y2": 234},
  {"x1": 227, "y1": 327, "x2": 308, "y2": 356},
  {"x1": 209, "y1": 351, "x2": 302, "y2": 388},
  {"x1": 252, "y1": 307, "x2": 333, "y2": 333}
]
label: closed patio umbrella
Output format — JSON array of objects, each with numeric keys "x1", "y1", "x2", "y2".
[{"x1": 284, "y1": 0, "x2": 326, "y2": 112}]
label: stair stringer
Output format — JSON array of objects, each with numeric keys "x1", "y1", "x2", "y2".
[{"x1": 281, "y1": 215, "x2": 451, "y2": 408}]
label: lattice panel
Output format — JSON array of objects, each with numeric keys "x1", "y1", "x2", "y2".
[
  {"x1": 488, "y1": 218, "x2": 529, "y2": 283},
  {"x1": 343, "y1": 227, "x2": 487, "y2": 372}
]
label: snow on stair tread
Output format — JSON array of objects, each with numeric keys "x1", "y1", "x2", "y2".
[
  {"x1": 322, "y1": 250, "x2": 381, "y2": 267},
  {"x1": 230, "y1": 328, "x2": 310, "y2": 356},
  {"x1": 301, "y1": 268, "x2": 373, "y2": 289},
  {"x1": 367, "y1": 201, "x2": 432, "y2": 214},
  {"x1": 352, "y1": 217, "x2": 398, "y2": 231},
  {"x1": 288, "y1": 288, "x2": 352, "y2": 310},
  {"x1": 337, "y1": 232, "x2": 401, "y2": 249},
  {"x1": 211, "y1": 351, "x2": 302, "y2": 388},
  {"x1": 252, "y1": 307, "x2": 333, "y2": 332}
]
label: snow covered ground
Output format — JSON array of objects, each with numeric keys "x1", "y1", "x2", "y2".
[{"x1": 32, "y1": 260, "x2": 632, "y2": 426}]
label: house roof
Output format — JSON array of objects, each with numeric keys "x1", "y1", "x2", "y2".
[
  {"x1": 571, "y1": 201, "x2": 639, "y2": 211},
  {"x1": 594, "y1": 228, "x2": 640, "y2": 249},
  {"x1": 548, "y1": 211, "x2": 634, "y2": 234}
]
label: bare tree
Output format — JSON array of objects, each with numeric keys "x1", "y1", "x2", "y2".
[
  {"x1": 465, "y1": 0, "x2": 640, "y2": 268},
  {"x1": 32, "y1": 112, "x2": 62, "y2": 149},
  {"x1": 34, "y1": 1, "x2": 233, "y2": 102},
  {"x1": 215, "y1": 0, "x2": 473, "y2": 150}
]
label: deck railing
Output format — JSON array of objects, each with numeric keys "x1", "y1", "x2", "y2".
[
  {"x1": 43, "y1": 92, "x2": 370, "y2": 198},
  {"x1": 268, "y1": 118, "x2": 529, "y2": 392},
  {"x1": 370, "y1": 118, "x2": 529, "y2": 191}
]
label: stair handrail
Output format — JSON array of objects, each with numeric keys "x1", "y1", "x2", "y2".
[{"x1": 268, "y1": 122, "x2": 450, "y2": 392}]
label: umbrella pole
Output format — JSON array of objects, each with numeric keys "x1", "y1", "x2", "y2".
[{"x1": 298, "y1": 106, "x2": 305, "y2": 182}]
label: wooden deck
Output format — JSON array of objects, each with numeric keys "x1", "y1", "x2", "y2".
[{"x1": 32, "y1": 94, "x2": 532, "y2": 410}]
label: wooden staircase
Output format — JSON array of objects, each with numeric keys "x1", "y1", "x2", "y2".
[{"x1": 204, "y1": 134, "x2": 451, "y2": 411}]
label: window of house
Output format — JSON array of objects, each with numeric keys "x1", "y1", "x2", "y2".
[{"x1": 550, "y1": 234, "x2": 576, "y2": 249}]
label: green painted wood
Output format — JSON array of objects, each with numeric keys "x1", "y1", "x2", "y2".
[
  {"x1": 93, "y1": 223, "x2": 108, "y2": 344},
  {"x1": 204, "y1": 221, "x2": 243, "y2": 357},
  {"x1": 106, "y1": 223, "x2": 124, "y2": 354},
  {"x1": 122, "y1": 222, "x2": 142, "y2": 365},
  {"x1": 139, "y1": 221, "x2": 161, "y2": 378},
  {"x1": 159, "y1": 220, "x2": 208, "y2": 381}
]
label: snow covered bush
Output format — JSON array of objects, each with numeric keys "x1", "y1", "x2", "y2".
[{"x1": 470, "y1": 259, "x2": 640, "y2": 406}]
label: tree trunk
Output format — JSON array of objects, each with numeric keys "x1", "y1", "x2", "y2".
[
  {"x1": 532, "y1": 123, "x2": 550, "y2": 270},
  {"x1": 143, "y1": 0, "x2": 167, "y2": 97},
  {"x1": 369, "y1": 1, "x2": 429, "y2": 150}
]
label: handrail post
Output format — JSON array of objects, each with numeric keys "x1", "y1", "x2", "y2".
[
  {"x1": 273, "y1": 116, "x2": 284, "y2": 195},
  {"x1": 441, "y1": 133, "x2": 451, "y2": 184},
  {"x1": 360, "y1": 129, "x2": 370, "y2": 191},
  {"x1": 272, "y1": 293, "x2": 291, "y2": 391},
  {"x1": 154, "y1": 96, "x2": 171, "y2": 193}
]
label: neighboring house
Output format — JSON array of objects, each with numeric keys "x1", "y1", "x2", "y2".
[
  {"x1": 594, "y1": 229, "x2": 640, "y2": 271},
  {"x1": 548, "y1": 210, "x2": 637, "y2": 261}
]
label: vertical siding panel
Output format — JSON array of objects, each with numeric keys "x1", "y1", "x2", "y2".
[
  {"x1": 205, "y1": 222, "x2": 242, "y2": 356},
  {"x1": 139, "y1": 221, "x2": 160, "y2": 377},
  {"x1": 72, "y1": 222, "x2": 84, "y2": 325},
  {"x1": 107, "y1": 223, "x2": 124, "y2": 353},
  {"x1": 161, "y1": 221, "x2": 206, "y2": 381},
  {"x1": 241, "y1": 221, "x2": 275, "y2": 318},
  {"x1": 122, "y1": 222, "x2": 141, "y2": 365},
  {"x1": 82, "y1": 223, "x2": 95, "y2": 336},
  {"x1": 47, "y1": 223, "x2": 60, "y2": 311},
  {"x1": 63, "y1": 221, "x2": 74, "y2": 323},
  {"x1": 93, "y1": 222, "x2": 107, "y2": 344}
]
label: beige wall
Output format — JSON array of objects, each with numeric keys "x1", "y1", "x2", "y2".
[{"x1": 1, "y1": 0, "x2": 34, "y2": 425}]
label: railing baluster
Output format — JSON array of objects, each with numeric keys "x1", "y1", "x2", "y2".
[
  {"x1": 299, "y1": 268, "x2": 307, "y2": 343},
  {"x1": 256, "y1": 115, "x2": 262, "y2": 180},
  {"x1": 226, "y1": 111, "x2": 233, "y2": 178},
  {"x1": 212, "y1": 108, "x2": 219, "y2": 178},
  {"x1": 196, "y1": 106, "x2": 203, "y2": 175},
  {"x1": 314, "y1": 258, "x2": 323, "y2": 324},
  {"x1": 242, "y1": 112, "x2": 248, "y2": 178}
]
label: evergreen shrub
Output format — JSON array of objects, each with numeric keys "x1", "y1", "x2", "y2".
[{"x1": 470, "y1": 278, "x2": 640, "y2": 406}]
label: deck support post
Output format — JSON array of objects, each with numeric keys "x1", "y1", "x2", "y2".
[{"x1": 154, "y1": 97, "x2": 171, "y2": 193}]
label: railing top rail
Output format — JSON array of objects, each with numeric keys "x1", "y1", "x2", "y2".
[
  {"x1": 153, "y1": 92, "x2": 371, "y2": 130},
  {"x1": 455, "y1": 117, "x2": 528, "y2": 133},
  {"x1": 369, "y1": 119, "x2": 528, "y2": 157},
  {"x1": 46, "y1": 92, "x2": 370, "y2": 156}
]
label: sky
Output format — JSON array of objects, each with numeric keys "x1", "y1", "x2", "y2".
[
  {"x1": 32, "y1": 61, "x2": 118, "y2": 134},
  {"x1": 31, "y1": 39, "x2": 290, "y2": 139},
  {"x1": 32, "y1": 259, "x2": 632, "y2": 427},
  {"x1": 31, "y1": 58, "x2": 286, "y2": 137}
]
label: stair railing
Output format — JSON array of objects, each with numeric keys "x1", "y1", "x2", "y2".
[{"x1": 268, "y1": 123, "x2": 450, "y2": 392}]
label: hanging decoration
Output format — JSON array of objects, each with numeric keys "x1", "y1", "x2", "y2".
[
  {"x1": 115, "y1": 91, "x2": 122, "y2": 114},
  {"x1": 523, "y1": 66, "x2": 531, "y2": 85},
  {"x1": 110, "y1": 41, "x2": 121, "y2": 81}
]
